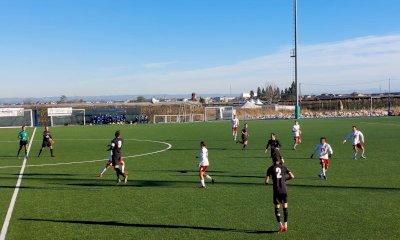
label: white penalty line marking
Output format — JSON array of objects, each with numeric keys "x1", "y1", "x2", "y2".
[
  {"x1": 0, "y1": 139, "x2": 172, "y2": 169},
  {"x1": 0, "y1": 127, "x2": 37, "y2": 240}
]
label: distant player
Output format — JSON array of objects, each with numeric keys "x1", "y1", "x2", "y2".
[
  {"x1": 38, "y1": 126, "x2": 55, "y2": 157},
  {"x1": 265, "y1": 133, "x2": 282, "y2": 159},
  {"x1": 237, "y1": 123, "x2": 249, "y2": 150},
  {"x1": 231, "y1": 114, "x2": 239, "y2": 141},
  {"x1": 292, "y1": 121, "x2": 301, "y2": 150},
  {"x1": 310, "y1": 137, "x2": 333, "y2": 180},
  {"x1": 98, "y1": 146, "x2": 127, "y2": 177},
  {"x1": 110, "y1": 130, "x2": 128, "y2": 184},
  {"x1": 196, "y1": 141, "x2": 215, "y2": 188},
  {"x1": 343, "y1": 126, "x2": 366, "y2": 160},
  {"x1": 17, "y1": 126, "x2": 29, "y2": 158},
  {"x1": 265, "y1": 153, "x2": 294, "y2": 233}
]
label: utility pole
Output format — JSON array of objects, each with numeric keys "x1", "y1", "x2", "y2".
[
  {"x1": 293, "y1": 0, "x2": 300, "y2": 119},
  {"x1": 388, "y1": 78, "x2": 391, "y2": 115}
]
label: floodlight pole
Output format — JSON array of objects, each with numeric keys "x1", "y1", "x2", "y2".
[{"x1": 293, "y1": 0, "x2": 300, "y2": 119}]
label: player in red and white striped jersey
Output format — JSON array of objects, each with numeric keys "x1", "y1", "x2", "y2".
[
  {"x1": 231, "y1": 115, "x2": 240, "y2": 141},
  {"x1": 196, "y1": 141, "x2": 214, "y2": 188}
]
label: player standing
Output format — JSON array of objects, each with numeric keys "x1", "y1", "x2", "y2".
[
  {"x1": 197, "y1": 141, "x2": 214, "y2": 188},
  {"x1": 110, "y1": 130, "x2": 128, "y2": 184},
  {"x1": 237, "y1": 123, "x2": 249, "y2": 150},
  {"x1": 292, "y1": 121, "x2": 301, "y2": 150},
  {"x1": 37, "y1": 126, "x2": 55, "y2": 157},
  {"x1": 265, "y1": 153, "x2": 294, "y2": 233},
  {"x1": 17, "y1": 126, "x2": 29, "y2": 158},
  {"x1": 343, "y1": 126, "x2": 366, "y2": 160},
  {"x1": 265, "y1": 133, "x2": 282, "y2": 159},
  {"x1": 231, "y1": 114, "x2": 240, "y2": 141},
  {"x1": 310, "y1": 137, "x2": 333, "y2": 180}
]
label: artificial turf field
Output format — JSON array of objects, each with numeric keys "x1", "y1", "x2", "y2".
[{"x1": 0, "y1": 117, "x2": 399, "y2": 240}]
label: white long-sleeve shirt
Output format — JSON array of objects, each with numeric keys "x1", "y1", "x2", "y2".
[
  {"x1": 344, "y1": 130, "x2": 365, "y2": 145},
  {"x1": 231, "y1": 118, "x2": 239, "y2": 128},
  {"x1": 312, "y1": 143, "x2": 333, "y2": 160},
  {"x1": 199, "y1": 147, "x2": 209, "y2": 166},
  {"x1": 292, "y1": 124, "x2": 300, "y2": 137}
]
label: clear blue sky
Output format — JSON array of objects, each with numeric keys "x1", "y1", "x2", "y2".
[{"x1": 0, "y1": 0, "x2": 399, "y2": 98}]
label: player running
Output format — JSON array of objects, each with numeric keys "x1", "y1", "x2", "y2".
[
  {"x1": 17, "y1": 126, "x2": 29, "y2": 158},
  {"x1": 343, "y1": 126, "x2": 366, "y2": 160},
  {"x1": 292, "y1": 121, "x2": 301, "y2": 150},
  {"x1": 196, "y1": 141, "x2": 215, "y2": 188},
  {"x1": 265, "y1": 153, "x2": 294, "y2": 233},
  {"x1": 236, "y1": 123, "x2": 249, "y2": 150},
  {"x1": 231, "y1": 114, "x2": 240, "y2": 141},
  {"x1": 265, "y1": 133, "x2": 282, "y2": 159},
  {"x1": 109, "y1": 130, "x2": 128, "y2": 185},
  {"x1": 37, "y1": 126, "x2": 55, "y2": 157},
  {"x1": 310, "y1": 137, "x2": 333, "y2": 180},
  {"x1": 98, "y1": 145, "x2": 127, "y2": 177}
]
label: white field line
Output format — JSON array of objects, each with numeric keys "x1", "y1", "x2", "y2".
[
  {"x1": 359, "y1": 122, "x2": 400, "y2": 126},
  {"x1": 0, "y1": 127, "x2": 37, "y2": 240},
  {"x1": 0, "y1": 139, "x2": 172, "y2": 169}
]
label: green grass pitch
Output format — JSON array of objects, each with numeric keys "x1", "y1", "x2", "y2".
[{"x1": 0, "y1": 117, "x2": 399, "y2": 239}]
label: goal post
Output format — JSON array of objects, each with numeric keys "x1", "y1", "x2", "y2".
[
  {"x1": 0, "y1": 108, "x2": 34, "y2": 128},
  {"x1": 48, "y1": 108, "x2": 86, "y2": 126},
  {"x1": 204, "y1": 106, "x2": 235, "y2": 121}
]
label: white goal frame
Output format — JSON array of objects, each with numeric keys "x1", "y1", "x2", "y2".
[
  {"x1": 0, "y1": 109, "x2": 34, "y2": 128},
  {"x1": 153, "y1": 114, "x2": 205, "y2": 124},
  {"x1": 50, "y1": 109, "x2": 86, "y2": 126},
  {"x1": 204, "y1": 106, "x2": 235, "y2": 121}
]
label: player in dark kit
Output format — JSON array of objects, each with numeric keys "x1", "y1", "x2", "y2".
[
  {"x1": 265, "y1": 152, "x2": 294, "y2": 233},
  {"x1": 109, "y1": 130, "x2": 128, "y2": 185},
  {"x1": 38, "y1": 126, "x2": 55, "y2": 157},
  {"x1": 236, "y1": 123, "x2": 249, "y2": 150},
  {"x1": 265, "y1": 133, "x2": 282, "y2": 159}
]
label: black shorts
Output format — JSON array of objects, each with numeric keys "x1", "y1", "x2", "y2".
[
  {"x1": 242, "y1": 136, "x2": 248, "y2": 142},
  {"x1": 112, "y1": 154, "x2": 121, "y2": 166},
  {"x1": 273, "y1": 193, "x2": 288, "y2": 205},
  {"x1": 20, "y1": 140, "x2": 28, "y2": 146},
  {"x1": 42, "y1": 140, "x2": 51, "y2": 148}
]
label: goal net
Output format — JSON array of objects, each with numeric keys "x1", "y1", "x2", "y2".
[
  {"x1": 49, "y1": 108, "x2": 86, "y2": 126},
  {"x1": 0, "y1": 108, "x2": 34, "y2": 128},
  {"x1": 204, "y1": 106, "x2": 235, "y2": 121},
  {"x1": 153, "y1": 114, "x2": 205, "y2": 124}
]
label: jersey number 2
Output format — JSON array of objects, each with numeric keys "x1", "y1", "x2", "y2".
[{"x1": 276, "y1": 168, "x2": 282, "y2": 179}]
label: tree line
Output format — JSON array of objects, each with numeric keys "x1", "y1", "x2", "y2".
[{"x1": 251, "y1": 81, "x2": 297, "y2": 102}]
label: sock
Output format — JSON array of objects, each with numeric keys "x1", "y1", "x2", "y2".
[
  {"x1": 275, "y1": 208, "x2": 281, "y2": 223},
  {"x1": 200, "y1": 179, "x2": 205, "y2": 187},
  {"x1": 243, "y1": 144, "x2": 246, "y2": 149},
  {"x1": 322, "y1": 167, "x2": 326, "y2": 176},
  {"x1": 115, "y1": 168, "x2": 125, "y2": 177},
  {"x1": 17, "y1": 147, "x2": 22, "y2": 157},
  {"x1": 206, "y1": 175, "x2": 212, "y2": 181},
  {"x1": 319, "y1": 169, "x2": 323, "y2": 176},
  {"x1": 353, "y1": 152, "x2": 357, "y2": 159},
  {"x1": 50, "y1": 149, "x2": 54, "y2": 156},
  {"x1": 38, "y1": 149, "x2": 42, "y2": 156},
  {"x1": 283, "y1": 208, "x2": 288, "y2": 223},
  {"x1": 100, "y1": 167, "x2": 107, "y2": 175},
  {"x1": 361, "y1": 150, "x2": 365, "y2": 157}
]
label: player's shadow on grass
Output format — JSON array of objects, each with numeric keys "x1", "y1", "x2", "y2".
[{"x1": 19, "y1": 218, "x2": 276, "y2": 234}]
